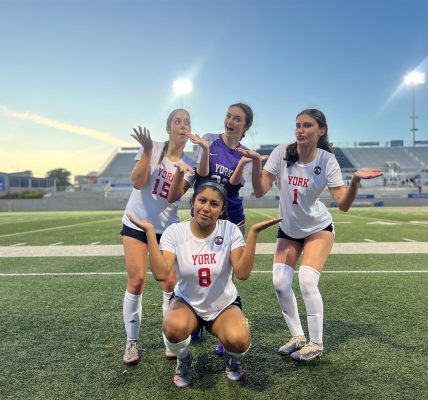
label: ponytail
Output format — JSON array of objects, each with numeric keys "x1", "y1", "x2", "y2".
[{"x1": 158, "y1": 141, "x2": 169, "y2": 165}]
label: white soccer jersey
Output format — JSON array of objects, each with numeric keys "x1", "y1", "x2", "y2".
[
  {"x1": 160, "y1": 219, "x2": 245, "y2": 321},
  {"x1": 264, "y1": 145, "x2": 344, "y2": 238},
  {"x1": 122, "y1": 141, "x2": 195, "y2": 233}
]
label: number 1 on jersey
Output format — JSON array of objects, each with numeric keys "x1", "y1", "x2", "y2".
[{"x1": 293, "y1": 188, "x2": 299, "y2": 205}]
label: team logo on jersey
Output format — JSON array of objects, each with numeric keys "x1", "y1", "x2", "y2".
[
  {"x1": 313, "y1": 166, "x2": 322, "y2": 175},
  {"x1": 214, "y1": 236, "x2": 223, "y2": 245}
]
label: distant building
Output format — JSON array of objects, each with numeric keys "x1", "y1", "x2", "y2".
[{"x1": 0, "y1": 171, "x2": 55, "y2": 197}]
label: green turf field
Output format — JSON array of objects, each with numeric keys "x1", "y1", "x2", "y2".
[{"x1": 0, "y1": 208, "x2": 427, "y2": 399}]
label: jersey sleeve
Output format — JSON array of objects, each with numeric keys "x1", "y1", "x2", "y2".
[
  {"x1": 230, "y1": 224, "x2": 245, "y2": 251},
  {"x1": 326, "y1": 156, "x2": 344, "y2": 187},
  {"x1": 263, "y1": 144, "x2": 284, "y2": 177},
  {"x1": 159, "y1": 224, "x2": 177, "y2": 254},
  {"x1": 134, "y1": 141, "x2": 162, "y2": 166}
]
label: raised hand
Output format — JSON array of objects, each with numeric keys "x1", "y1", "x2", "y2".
[
  {"x1": 131, "y1": 126, "x2": 153, "y2": 153},
  {"x1": 185, "y1": 132, "x2": 209, "y2": 149},
  {"x1": 353, "y1": 168, "x2": 384, "y2": 180},
  {"x1": 173, "y1": 162, "x2": 194, "y2": 174},
  {"x1": 235, "y1": 148, "x2": 263, "y2": 162},
  {"x1": 250, "y1": 217, "x2": 283, "y2": 233},
  {"x1": 127, "y1": 214, "x2": 155, "y2": 233}
]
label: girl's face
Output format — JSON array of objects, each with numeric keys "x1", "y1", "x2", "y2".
[
  {"x1": 295, "y1": 114, "x2": 325, "y2": 147},
  {"x1": 224, "y1": 106, "x2": 247, "y2": 140},
  {"x1": 167, "y1": 110, "x2": 191, "y2": 145},
  {"x1": 193, "y1": 187, "x2": 225, "y2": 227}
]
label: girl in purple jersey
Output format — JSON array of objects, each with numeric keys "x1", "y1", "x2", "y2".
[
  {"x1": 121, "y1": 109, "x2": 195, "y2": 365},
  {"x1": 237, "y1": 109, "x2": 383, "y2": 362},
  {"x1": 127, "y1": 181, "x2": 281, "y2": 387},
  {"x1": 167, "y1": 102, "x2": 255, "y2": 354},
  {"x1": 169, "y1": 102, "x2": 254, "y2": 231}
]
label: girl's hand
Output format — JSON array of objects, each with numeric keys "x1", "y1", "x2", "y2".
[
  {"x1": 250, "y1": 217, "x2": 283, "y2": 233},
  {"x1": 127, "y1": 214, "x2": 155, "y2": 233},
  {"x1": 185, "y1": 132, "x2": 209, "y2": 149},
  {"x1": 131, "y1": 126, "x2": 153, "y2": 153},
  {"x1": 353, "y1": 168, "x2": 384, "y2": 180},
  {"x1": 235, "y1": 148, "x2": 263, "y2": 162},
  {"x1": 173, "y1": 162, "x2": 194, "y2": 174}
]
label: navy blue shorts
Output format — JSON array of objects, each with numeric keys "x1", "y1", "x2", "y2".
[
  {"x1": 120, "y1": 224, "x2": 162, "y2": 244},
  {"x1": 277, "y1": 223, "x2": 334, "y2": 244}
]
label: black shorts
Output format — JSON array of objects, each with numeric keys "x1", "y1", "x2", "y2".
[
  {"x1": 120, "y1": 224, "x2": 162, "y2": 244},
  {"x1": 170, "y1": 293, "x2": 242, "y2": 329},
  {"x1": 277, "y1": 223, "x2": 334, "y2": 244}
]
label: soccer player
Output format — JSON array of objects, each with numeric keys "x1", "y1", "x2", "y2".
[
  {"x1": 167, "y1": 102, "x2": 254, "y2": 355},
  {"x1": 237, "y1": 109, "x2": 383, "y2": 361},
  {"x1": 120, "y1": 109, "x2": 195, "y2": 365},
  {"x1": 128, "y1": 181, "x2": 282, "y2": 387}
]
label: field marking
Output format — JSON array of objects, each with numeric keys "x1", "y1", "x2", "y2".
[
  {"x1": 11, "y1": 242, "x2": 27, "y2": 247},
  {"x1": 366, "y1": 221, "x2": 398, "y2": 225},
  {"x1": 248, "y1": 209, "x2": 278, "y2": 219},
  {"x1": 0, "y1": 217, "x2": 119, "y2": 238},
  {"x1": 1, "y1": 242, "x2": 428, "y2": 257},
  {"x1": 90, "y1": 241, "x2": 101, "y2": 245},
  {"x1": 363, "y1": 239, "x2": 376, "y2": 242},
  {"x1": 403, "y1": 238, "x2": 417, "y2": 242},
  {"x1": 1, "y1": 270, "x2": 427, "y2": 277},
  {"x1": 49, "y1": 242, "x2": 64, "y2": 246}
]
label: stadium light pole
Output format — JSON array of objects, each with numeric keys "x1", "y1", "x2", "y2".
[
  {"x1": 173, "y1": 79, "x2": 193, "y2": 108},
  {"x1": 404, "y1": 71, "x2": 426, "y2": 147}
]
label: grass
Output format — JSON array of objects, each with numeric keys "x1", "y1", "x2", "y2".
[{"x1": 0, "y1": 208, "x2": 427, "y2": 399}]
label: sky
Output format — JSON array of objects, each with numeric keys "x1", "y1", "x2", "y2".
[{"x1": 1, "y1": 0, "x2": 428, "y2": 179}]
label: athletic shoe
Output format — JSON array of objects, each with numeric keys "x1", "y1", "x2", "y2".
[
  {"x1": 278, "y1": 335, "x2": 306, "y2": 355},
  {"x1": 123, "y1": 340, "x2": 139, "y2": 365},
  {"x1": 173, "y1": 351, "x2": 193, "y2": 388},
  {"x1": 290, "y1": 341, "x2": 323, "y2": 362},
  {"x1": 215, "y1": 340, "x2": 224, "y2": 356},
  {"x1": 165, "y1": 347, "x2": 177, "y2": 360},
  {"x1": 190, "y1": 325, "x2": 203, "y2": 342},
  {"x1": 224, "y1": 352, "x2": 243, "y2": 381}
]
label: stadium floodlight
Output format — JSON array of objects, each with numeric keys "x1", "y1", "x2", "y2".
[
  {"x1": 173, "y1": 79, "x2": 193, "y2": 107},
  {"x1": 404, "y1": 71, "x2": 426, "y2": 147}
]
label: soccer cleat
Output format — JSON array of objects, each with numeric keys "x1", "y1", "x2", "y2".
[
  {"x1": 278, "y1": 335, "x2": 306, "y2": 355},
  {"x1": 290, "y1": 341, "x2": 323, "y2": 362},
  {"x1": 165, "y1": 347, "x2": 177, "y2": 360},
  {"x1": 123, "y1": 340, "x2": 139, "y2": 365},
  {"x1": 215, "y1": 340, "x2": 224, "y2": 356},
  {"x1": 224, "y1": 352, "x2": 244, "y2": 381},
  {"x1": 190, "y1": 325, "x2": 203, "y2": 342},
  {"x1": 173, "y1": 351, "x2": 193, "y2": 388}
]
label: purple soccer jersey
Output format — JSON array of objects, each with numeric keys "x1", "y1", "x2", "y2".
[{"x1": 197, "y1": 134, "x2": 248, "y2": 224}]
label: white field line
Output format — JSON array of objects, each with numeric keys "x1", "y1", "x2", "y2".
[
  {"x1": 10, "y1": 242, "x2": 27, "y2": 246},
  {"x1": 403, "y1": 238, "x2": 417, "y2": 242},
  {"x1": 1, "y1": 270, "x2": 427, "y2": 277},
  {"x1": 0, "y1": 217, "x2": 119, "y2": 238},
  {"x1": 49, "y1": 242, "x2": 64, "y2": 246},
  {"x1": 248, "y1": 209, "x2": 278, "y2": 219},
  {"x1": 1, "y1": 242, "x2": 428, "y2": 257},
  {"x1": 363, "y1": 239, "x2": 376, "y2": 243}
]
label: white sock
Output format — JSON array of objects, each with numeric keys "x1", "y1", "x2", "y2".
[
  {"x1": 163, "y1": 333, "x2": 191, "y2": 359},
  {"x1": 123, "y1": 290, "x2": 142, "y2": 341},
  {"x1": 299, "y1": 266, "x2": 323, "y2": 344},
  {"x1": 273, "y1": 263, "x2": 304, "y2": 337},
  {"x1": 162, "y1": 291, "x2": 173, "y2": 316}
]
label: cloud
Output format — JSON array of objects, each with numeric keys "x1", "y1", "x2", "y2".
[{"x1": 0, "y1": 106, "x2": 128, "y2": 146}]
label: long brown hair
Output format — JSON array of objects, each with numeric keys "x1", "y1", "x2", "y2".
[
  {"x1": 158, "y1": 108, "x2": 190, "y2": 165},
  {"x1": 284, "y1": 109, "x2": 333, "y2": 167}
]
